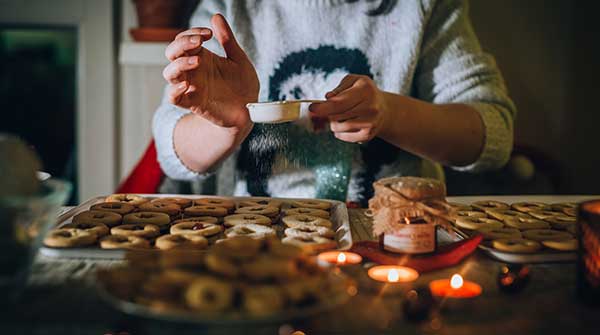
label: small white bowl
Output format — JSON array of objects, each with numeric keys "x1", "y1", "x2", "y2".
[{"x1": 246, "y1": 100, "x2": 323, "y2": 124}]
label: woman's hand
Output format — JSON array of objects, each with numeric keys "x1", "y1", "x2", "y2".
[
  {"x1": 163, "y1": 14, "x2": 259, "y2": 129},
  {"x1": 309, "y1": 74, "x2": 389, "y2": 143}
]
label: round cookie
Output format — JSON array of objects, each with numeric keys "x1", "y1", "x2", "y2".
[
  {"x1": 282, "y1": 214, "x2": 333, "y2": 229},
  {"x1": 90, "y1": 202, "x2": 135, "y2": 215},
  {"x1": 224, "y1": 214, "x2": 272, "y2": 227},
  {"x1": 289, "y1": 199, "x2": 331, "y2": 211},
  {"x1": 44, "y1": 228, "x2": 97, "y2": 248},
  {"x1": 492, "y1": 238, "x2": 542, "y2": 253},
  {"x1": 99, "y1": 235, "x2": 150, "y2": 249},
  {"x1": 194, "y1": 198, "x2": 236, "y2": 212},
  {"x1": 282, "y1": 235, "x2": 337, "y2": 252},
  {"x1": 155, "y1": 234, "x2": 208, "y2": 250},
  {"x1": 171, "y1": 216, "x2": 219, "y2": 225},
  {"x1": 551, "y1": 202, "x2": 577, "y2": 212},
  {"x1": 152, "y1": 197, "x2": 193, "y2": 208},
  {"x1": 224, "y1": 223, "x2": 276, "y2": 239},
  {"x1": 170, "y1": 221, "x2": 222, "y2": 237},
  {"x1": 72, "y1": 210, "x2": 122, "y2": 227},
  {"x1": 62, "y1": 222, "x2": 109, "y2": 237},
  {"x1": 242, "y1": 285, "x2": 285, "y2": 316},
  {"x1": 454, "y1": 210, "x2": 487, "y2": 219},
  {"x1": 185, "y1": 205, "x2": 228, "y2": 218},
  {"x1": 511, "y1": 202, "x2": 550, "y2": 213},
  {"x1": 185, "y1": 276, "x2": 234, "y2": 313},
  {"x1": 234, "y1": 205, "x2": 279, "y2": 218},
  {"x1": 503, "y1": 217, "x2": 550, "y2": 230},
  {"x1": 241, "y1": 255, "x2": 298, "y2": 281},
  {"x1": 238, "y1": 198, "x2": 282, "y2": 209},
  {"x1": 522, "y1": 229, "x2": 572, "y2": 242},
  {"x1": 111, "y1": 223, "x2": 160, "y2": 239},
  {"x1": 479, "y1": 227, "x2": 522, "y2": 240},
  {"x1": 447, "y1": 202, "x2": 473, "y2": 212},
  {"x1": 284, "y1": 208, "x2": 330, "y2": 219},
  {"x1": 284, "y1": 226, "x2": 335, "y2": 239},
  {"x1": 472, "y1": 200, "x2": 509, "y2": 211},
  {"x1": 545, "y1": 215, "x2": 577, "y2": 230},
  {"x1": 562, "y1": 207, "x2": 577, "y2": 217},
  {"x1": 105, "y1": 194, "x2": 148, "y2": 207},
  {"x1": 528, "y1": 210, "x2": 561, "y2": 220},
  {"x1": 485, "y1": 209, "x2": 530, "y2": 221},
  {"x1": 212, "y1": 236, "x2": 262, "y2": 261},
  {"x1": 542, "y1": 238, "x2": 578, "y2": 251},
  {"x1": 455, "y1": 217, "x2": 503, "y2": 231},
  {"x1": 139, "y1": 201, "x2": 181, "y2": 217},
  {"x1": 123, "y1": 211, "x2": 171, "y2": 229}
]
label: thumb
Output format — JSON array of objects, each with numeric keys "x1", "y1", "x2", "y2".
[{"x1": 211, "y1": 13, "x2": 246, "y2": 62}]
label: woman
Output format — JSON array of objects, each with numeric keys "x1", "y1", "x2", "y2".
[{"x1": 153, "y1": 0, "x2": 515, "y2": 205}]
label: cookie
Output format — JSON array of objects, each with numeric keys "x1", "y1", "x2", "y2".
[
  {"x1": 185, "y1": 276, "x2": 234, "y2": 313},
  {"x1": 492, "y1": 238, "x2": 542, "y2": 253},
  {"x1": 503, "y1": 217, "x2": 550, "y2": 230},
  {"x1": 155, "y1": 234, "x2": 208, "y2": 250},
  {"x1": 44, "y1": 228, "x2": 97, "y2": 248},
  {"x1": 282, "y1": 214, "x2": 333, "y2": 229},
  {"x1": 234, "y1": 205, "x2": 279, "y2": 218},
  {"x1": 99, "y1": 235, "x2": 150, "y2": 249},
  {"x1": 170, "y1": 221, "x2": 222, "y2": 237},
  {"x1": 90, "y1": 202, "x2": 135, "y2": 215},
  {"x1": 528, "y1": 210, "x2": 561, "y2": 220},
  {"x1": 282, "y1": 235, "x2": 337, "y2": 252},
  {"x1": 472, "y1": 200, "x2": 509, "y2": 211},
  {"x1": 479, "y1": 227, "x2": 522, "y2": 240},
  {"x1": 241, "y1": 255, "x2": 298, "y2": 281},
  {"x1": 139, "y1": 201, "x2": 181, "y2": 217},
  {"x1": 522, "y1": 229, "x2": 572, "y2": 242},
  {"x1": 111, "y1": 223, "x2": 160, "y2": 239},
  {"x1": 184, "y1": 205, "x2": 228, "y2": 218},
  {"x1": 61, "y1": 222, "x2": 109, "y2": 237},
  {"x1": 541, "y1": 238, "x2": 578, "y2": 251},
  {"x1": 284, "y1": 208, "x2": 330, "y2": 219},
  {"x1": 193, "y1": 198, "x2": 236, "y2": 212},
  {"x1": 289, "y1": 199, "x2": 332, "y2": 211},
  {"x1": 223, "y1": 214, "x2": 272, "y2": 227},
  {"x1": 224, "y1": 223, "x2": 276, "y2": 239},
  {"x1": 545, "y1": 215, "x2": 577, "y2": 230},
  {"x1": 447, "y1": 202, "x2": 473, "y2": 212},
  {"x1": 105, "y1": 194, "x2": 148, "y2": 207},
  {"x1": 238, "y1": 198, "x2": 282, "y2": 209},
  {"x1": 152, "y1": 197, "x2": 193, "y2": 208},
  {"x1": 171, "y1": 216, "x2": 219, "y2": 225},
  {"x1": 454, "y1": 217, "x2": 503, "y2": 231},
  {"x1": 285, "y1": 226, "x2": 335, "y2": 239},
  {"x1": 72, "y1": 210, "x2": 122, "y2": 227},
  {"x1": 123, "y1": 211, "x2": 171, "y2": 229},
  {"x1": 454, "y1": 210, "x2": 488, "y2": 219},
  {"x1": 242, "y1": 285, "x2": 285, "y2": 316},
  {"x1": 550, "y1": 202, "x2": 577, "y2": 212},
  {"x1": 485, "y1": 209, "x2": 530, "y2": 221},
  {"x1": 511, "y1": 202, "x2": 551, "y2": 213}
]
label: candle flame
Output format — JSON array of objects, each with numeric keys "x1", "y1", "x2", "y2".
[
  {"x1": 450, "y1": 274, "x2": 464, "y2": 289},
  {"x1": 388, "y1": 269, "x2": 400, "y2": 282},
  {"x1": 404, "y1": 217, "x2": 411, "y2": 225},
  {"x1": 337, "y1": 252, "x2": 346, "y2": 264}
]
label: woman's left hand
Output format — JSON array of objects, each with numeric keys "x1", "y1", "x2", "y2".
[{"x1": 309, "y1": 74, "x2": 389, "y2": 143}]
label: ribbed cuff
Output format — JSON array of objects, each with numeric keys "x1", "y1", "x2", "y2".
[{"x1": 451, "y1": 102, "x2": 513, "y2": 172}]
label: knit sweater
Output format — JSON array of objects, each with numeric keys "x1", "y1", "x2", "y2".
[{"x1": 152, "y1": 0, "x2": 516, "y2": 203}]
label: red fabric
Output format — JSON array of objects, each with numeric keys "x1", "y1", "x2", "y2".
[
  {"x1": 350, "y1": 234, "x2": 483, "y2": 273},
  {"x1": 116, "y1": 140, "x2": 164, "y2": 194}
]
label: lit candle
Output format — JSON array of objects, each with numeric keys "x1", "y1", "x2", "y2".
[
  {"x1": 367, "y1": 265, "x2": 419, "y2": 283},
  {"x1": 317, "y1": 251, "x2": 362, "y2": 266},
  {"x1": 429, "y1": 274, "x2": 482, "y2": 298}
]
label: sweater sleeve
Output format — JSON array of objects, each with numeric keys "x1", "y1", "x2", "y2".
[
  {"x1": 152, "y1": 0, "x2": 227, "y2": 181},
  {"x1": 414, "y1": 0, "x2": 516, "y2": 172}
]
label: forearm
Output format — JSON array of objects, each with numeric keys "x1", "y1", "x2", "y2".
[
  {"x1": 378, "y1": 92, "x2": 484, "y2": 167},
  {"x1": 173, "y1": 114, "x2": 252, "y2": 173}
]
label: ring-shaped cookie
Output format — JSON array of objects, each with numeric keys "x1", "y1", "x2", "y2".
[
  {"x1": 472, "y1": 200, "x2": 509, "y2": 211},
  {"x1": 155, "y1": 234, "x2": 208, "y2": 250},
  {"x1": 139, "y1": 201, "x2": 181, "y2": 216},
  {"x1": 170, "y1": 221, "x2": 222, "y2": 237},
  {"x1": 522, "y1": 229, "x2": 572, "y2": 242},
  {"x1": 224, "y1": 223, "x2": 276, "y2": 239},
  {"x1": 99, "y1": 234, "x2": 150, "y2": 249},
  {"x1": 447, "y1": 202, "x2": 473, "y2": 211},
  {"x1": 224, "y1": 214, "x2": 272, "y2": 227},
  {"x1": 454, "y1": 210, "x2": 487, "y2": 219},
  {"x1": 123, "y1": 211, "x2": 171, "y2": 229},
  {"x1": 184, "y1": 205, "x2": 228, "y2": 218},
  {"x1": 242, "y1": 285, "x2": 285, "y2": 316},
  {"x1": 511, "y1": 202, "x2": 551, "y2": 213},
  {"x1": 528, "y1": 210, "x2": 562, "y2": 220},
  {"x1": 238, "y1": 198, "x2": 283, "y2": 209},
  {"x1": 541, "y1": 238, "x2": 578, "y2": 251},
  {"x1": 111, "y1": 223, "x2": 160, "y2": 238},
  {"x1": 290, "y1": 199, "x2": 331, "y2": 210},
  {"x1": 479, "y1": 227, "x2": 522, "y2": 240},
  {"x1": 90, "y1": 202, "x2": 135, "y2": 215},
  {"x1": 185, "y1": 276, "x2": 234, "y2": 312},
  {"x1": 492, "y1": 238, "x2": 542, "y2": 253},
  {"x1": 285, "y1": 226, "x2": 335, "y2": 239},
  {"x1": 152, "y1": 197, "x2": 193, "y2": 208},
  {"x1": 454, "y1": 217, "x2": 503, "y2": 231},
  {"x1": 284, "y1": 208, "x2": 330, "y2": 219},
  {"x1": 543, "y1": 215, "x2": 576, "y2": 230},
  {"x1": 234, "y1": 205, "x2": 279, "y2": 218},
  {"x1": 171, "y1": 216, "x2": 219, "y2": 225},
  {"x1": 44, "y1": 228, "x2": 97, "y2": 248},
  {"x1": 72, "y1": 210, "x2": 122, "y2": 227},
  {"x1": 503, "y1": 217, "x2": 550, "y2": 230},
  {"x1": 282, "y1": 214, "x2": 333, "y2": 229},
  {"x1": 193, "y1": 198, "x2": 236, "y2": 212},
  {"x1": 62, "y1": 222, "x2": 109, "y2": 237},
  {"x1": 485, "y1": 209, "x2": 530, "y2": 221},
  {"x1": 281, "y1": 235, "x2": 337, "y2": 252},
  {"x1": 105, "y1": 194, "x2": 148, "y2": 207}
]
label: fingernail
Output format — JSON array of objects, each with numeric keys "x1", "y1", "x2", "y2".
[
  {"x1": 190, "y1": 36, "x2": 200, "y2": 44},
  {"x1": 188, "y1": 57, "x2": 197, "y2": 65},
  {"x1": 179, "y1": 82, "x2": 187, "y2": 89}
]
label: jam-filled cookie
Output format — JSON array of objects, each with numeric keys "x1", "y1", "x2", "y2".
[
  {"x1": 105, "y1": 194, "x2": 148, "y2": 207},
  {"x1": 224, "y1": 214, "x2": 272, "y2": 227},
  {"x1": 170, "y1": 221, "x2": 222, "y2": 237}
]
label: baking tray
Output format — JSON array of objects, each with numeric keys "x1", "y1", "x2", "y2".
[
  {"x1": 446, "y1": 195, "x2": 600, "y2": 264},
  {"x1": 40, "y1": 194, "x2": 352, "y2": 259}
]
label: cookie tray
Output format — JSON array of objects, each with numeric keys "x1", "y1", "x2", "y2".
[
  {"x1": 39, "y1": 194, "x2": 353, "y2": 260},
  {"x1": 446, "y1": 195, "x2": 600, "y2": 264}
]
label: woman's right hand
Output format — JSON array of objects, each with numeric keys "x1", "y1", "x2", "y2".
[{"x1": 163, "y1": 14, "x2": 259, "y2": 129}]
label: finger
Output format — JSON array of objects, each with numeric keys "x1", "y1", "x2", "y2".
[
  {"x1": 167, "y1": 81, "x2": 189, "y2": 106},
  {"x1": 162, "y1": 56, "x2": 199, "y2": 84},
  {"x1": 211, "y1": 13, "x2": 247, "y2": 62},
  {"x1": 175, "y1": 27, "x2": 213, "y2": 40},
  {"x1": 325, "y1": 75, "x2": 357, "y2": 98},
  {"x1": 309, "y1": 87, "x2": 362, "y2": 117},
  {"x1": 165, "y1": 31, "x2": 211, "y2": 61},
  {"x1": 327, "y1": 100, "x2": 372, "y2": 122},
  {"x1": 334, "y1": 129, "x2": 370, "y2": 143},
  {"x1": 329, "y1": 115, "x2": 374, "y2": 133}
]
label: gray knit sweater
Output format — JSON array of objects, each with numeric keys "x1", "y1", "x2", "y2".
[{"x1": 152, "y1": 0, "x2": 516, "y2": 203}]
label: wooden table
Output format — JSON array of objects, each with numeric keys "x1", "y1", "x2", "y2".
[{"x1": 1, "y1": 196, "x2": 599, "y2": 334}]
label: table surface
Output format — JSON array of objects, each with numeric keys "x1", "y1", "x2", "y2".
[{"x1": 1, "y1": 195, "x2": 600, "y2": 335}]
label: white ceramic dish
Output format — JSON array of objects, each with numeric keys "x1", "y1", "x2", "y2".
[{"x1": 246, "y1": 100, "x2": 323, "y2": 124}]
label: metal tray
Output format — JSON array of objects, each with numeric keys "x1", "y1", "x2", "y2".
[
  {"x1": 40, "y1": 194, "x2": 353, "y2": 259},
  {"x1": 446, "y1": 195, "x2": 600, "y2": 264}
]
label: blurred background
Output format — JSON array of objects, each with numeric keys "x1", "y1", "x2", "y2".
[{"x1": 0, "y1": 0, "x2": 598, "y2": 203}]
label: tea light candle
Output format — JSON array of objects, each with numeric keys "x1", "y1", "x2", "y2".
[
  {"x1": 429, "y1": 274, "x2": 482, "y2": 298},
  {"x1": 317, "y1": 251, "x2": 362, "y2": 266},
  {"x1": 367, "y1": 265, "x2": 419, "y2": 283}
]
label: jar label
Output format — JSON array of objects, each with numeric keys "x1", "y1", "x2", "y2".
[{"x1": 383, "y1": 223, "x2": 436, "y2": 254}]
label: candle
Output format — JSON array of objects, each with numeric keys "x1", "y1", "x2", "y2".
[
  {"x1": 367, "y1": 265, "x2": 419, "y2": 283},
  {"x1": 429, "y1": 274, "x2": 482, "y2": 298},
  {"x1": 317, "y1": 251, "x2": 362, "y2": 266}
]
